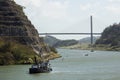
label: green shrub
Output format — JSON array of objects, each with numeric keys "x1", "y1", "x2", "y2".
[{"x1": 0, "y1": 40, "x2": 37, "y2": 65}]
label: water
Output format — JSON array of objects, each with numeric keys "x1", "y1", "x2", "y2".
[{"x1": 0, "y1": 49, "x2": 120, "y2": 80}]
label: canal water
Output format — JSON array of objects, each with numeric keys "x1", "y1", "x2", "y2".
[{"x1": 0, "y1": 49, "x2": 120, "y2": 80}]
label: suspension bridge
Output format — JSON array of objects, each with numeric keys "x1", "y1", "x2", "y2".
[
  {"x1": 39, "y1": 32, "x2": 101, "y2": 35},
  {"x1": 39, "y1": 16, "x2": 101, "y2": 46}
]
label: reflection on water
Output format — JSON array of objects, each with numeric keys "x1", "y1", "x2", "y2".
[{"x1": 0, "y1": 49, "x2": 120, "y2": 80}]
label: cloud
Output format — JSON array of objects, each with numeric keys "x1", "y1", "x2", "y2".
[
  {"x1": 106, "y1": 5, "x2": 120, "y2": 14},
  {"x1": 15, "y1": 0, "x2": 69, "y2": 19},
  {"x1": 40, "y1": 1, "x2": 68, "y2": 19},
  {"x1": 14, "y1": 0, "x2": 120, "y2": 36},
  {"x1": 15, "y1": 0, "x2": 42, "y2": 7},
  {"x1": 29, "y1": 0, "x2": 42, "y2": 7},
  {"x1": 79, "y1": 4, "x2": 91, "y2": 11},
  {"x1": 108, "y1": 0, "x2": 120, "y2": 2}
]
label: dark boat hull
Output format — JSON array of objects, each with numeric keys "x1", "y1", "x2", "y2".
[{"x1": 29, "y1": 68, "x2": 52, "y2": 74}]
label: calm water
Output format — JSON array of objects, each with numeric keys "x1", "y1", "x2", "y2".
[{"x1": 0, "y1": 49, "x2": 120, "y2": 80}]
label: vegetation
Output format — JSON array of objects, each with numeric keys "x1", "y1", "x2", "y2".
[
  {"x1": 95, "y1": 23, "x2": 120, "y2": 51},
  {"x1": 0, "y1": 38, "x2": 60, "y2": 65},
  {"x1": 49, "y1": 46, "x2": 58, "y2": 53},
  {"x1": 44, "y1": 36, "x2": 60, "y2": 47},
  {"x1": 53, "y1": 39, "x2": 78, "y2": 47},
  {"x1": 0, "y1": 39, "x2": 38, "y2": 65},
  {"x1": 44, "y1": 36, "x2": 78, "y2": 48}
]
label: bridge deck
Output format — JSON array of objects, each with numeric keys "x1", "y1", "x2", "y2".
[{"x1": 39, "y1": 33, "x2": 101, "y2": 35}]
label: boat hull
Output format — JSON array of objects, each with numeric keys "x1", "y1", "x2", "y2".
[{"x1": 29, "y1": 68, "x2": 52, "y2": 74}]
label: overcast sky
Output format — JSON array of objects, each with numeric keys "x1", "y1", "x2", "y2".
[{"x1": 15, "y1": 0, "x2": 120, "y2": 40}]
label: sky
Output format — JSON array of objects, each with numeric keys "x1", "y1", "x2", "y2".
[{"x1": 15, "y1": 0, "x2": 120, "y2": 40}]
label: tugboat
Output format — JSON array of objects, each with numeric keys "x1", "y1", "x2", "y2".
[{"x1": 29, "y1": 56, "x2": 52, "y2": 74}]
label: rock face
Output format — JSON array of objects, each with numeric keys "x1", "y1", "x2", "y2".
[
  {"x1": 95, "y1": 23, "x2": 120, "y2": 51},
  {"x1": 95, "y1": 23, "x2": 120, "y2": 47},
  {"x1": 0, "y1": 0, "x2": 50, "y2": 54}
]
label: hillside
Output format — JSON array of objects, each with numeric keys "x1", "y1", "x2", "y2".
[
  {"x1": 61, "y1": 36, "x2": 99, "y2": 49},
  {"x1": 54, "y1": 39, "x2": 78, "y2": 47},
  {"x1": 44, "y1": 36, "x2": 60, "y2": 47},
  {"x1": 95, "y1": 23, "x2": 120, "y2": 51},
  {"x1": 0, "y1": 0, "x2": 60, "y2": 65},
  {"x1": 44, "y1": 36, "x2": 78, "y2": 47},
  {"x1": 44, "y1": 36, "x2": 100, "y2": 49},
  {"x1": 79, "y1": 36, "x2": 99, "y2": 44}
]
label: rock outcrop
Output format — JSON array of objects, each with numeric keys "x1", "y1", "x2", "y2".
[
  {"x1": 0, "y1": 0, "x2": 50, "y2": 53},
  {"x1": 95, "y1": 23, "x2": 120, "y2": 51}
]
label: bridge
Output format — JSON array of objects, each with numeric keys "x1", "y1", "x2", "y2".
[
  {"x1": 39, "y1": 32, "x2": 101, "y2": 35},
  {"x1": 39, "y1": 16, "x2": 101, "y2": 36},
  {"x1": 39, "y1": 16, "x2": 100, "y2": 47}
]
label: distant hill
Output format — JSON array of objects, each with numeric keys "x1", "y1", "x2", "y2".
[
  {"x1": 61, "y1": 36, "x2": 99, "y2": 50},
  {"x1": 95, "y1": 23, "x2": 120, "y2": 51},
  {"x1": 43, "y1": 36, "x2": 99, "y2": 48},
  {"x1": 43, "y1": 36, "x2": 60, "y2": 47},
  {"x1": 44, "y1": 36, "x2": 78, "y2": 47},
  {"x1": 53, "y1": 39, "x2": 78, "y2": 47},
  {"x1": 79, "y1": 36, "x2": 100, "y2": 44}
]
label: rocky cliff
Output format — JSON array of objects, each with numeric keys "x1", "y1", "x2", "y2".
[
  {"x1": 95, "y1": 23, "x2": 120, "y2": 51},
  {"x1": 0, "y1": 0, "x2": 39, "y2": 44},
  {"x1": 0, "y1": 0, "x2": 60, "y2": 65}
]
